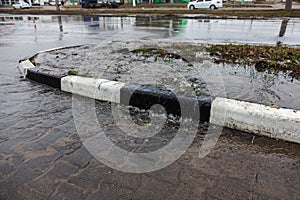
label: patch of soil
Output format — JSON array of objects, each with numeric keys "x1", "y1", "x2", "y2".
[
  {"x1": 207, "y1": 44, "x2": 300, "y2": 79},
  {"x1": 1, "y1": 8, "x2": 300, "y2": 18}
]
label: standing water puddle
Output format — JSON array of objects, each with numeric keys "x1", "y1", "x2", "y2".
[
  {"x1": 33, "y1": 41, "x2": 300, "y2": 110},
  {"x1": 2, "y1": 15, "x2": 298, "y2": 109}
]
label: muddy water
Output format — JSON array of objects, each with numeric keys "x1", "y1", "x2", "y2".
[
  {"x1": 34, "y1": 41, "x2": 300, "y2": 110},
  {"x1": 0, "y1": 15, "x2": 300, "y2": 118},
  {"x1": 1, "y1": 15, "x2": 297, "y2": 109},
  {"x1": 1, "y1": 15, "x2": 299, "y2": 109}
]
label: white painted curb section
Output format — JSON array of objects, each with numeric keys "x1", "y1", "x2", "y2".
[
  {"x1": 210, "y1": 97, "x2": 300, "y2": 144},
  {"x1": 61, "y1": 76, "x2": 125, "y2": 103},
  {"x1": 18, "y1": 59, "x2": 35, "y2": 77},
  {"x1": 37, "y1": 45, "x2": 82, "y2": 54},
  {"x1": 19, "y1": 55, "x2": 300, "y2": 144}
]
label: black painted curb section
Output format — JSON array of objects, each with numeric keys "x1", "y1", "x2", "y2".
[
  {"x1": 27, "y1": 69, "x2": 63, "y2": 89},
  {"x1": 24, "y1": 64, "x2": 212, "y2": 122},
  {"x1": 120, "y1": 84, "x2": 212, "y2": 122}
]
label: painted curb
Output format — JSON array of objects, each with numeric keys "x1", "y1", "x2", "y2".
[
  {"x1": 18, "y1": 59, "x2": 35, "y2": 77},
  {"x1": 120, "y1": 84, "x2": 212, "y2": 122},
  {"x1": 18, "y1": 58, "x2": 300, "y2": 144},
  {"x1": 36, "y1": 45, "x2": 84, "y2": 54},
  {"x1": 27, "y1": 69, "x2": 63, "y2": 89},
  {"x1": 211, "y1": 97, "x2": 300, "y2": 144},
  {"x1": 61, "y1": 76, "x2": 125, "y2": 103}
]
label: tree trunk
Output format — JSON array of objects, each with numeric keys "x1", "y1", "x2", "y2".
[
  {"x1": 285, "y1": 0, "x2": 292, "y2": 10},
  {"x1": 279, "y1": 18, "x2": 289, "y2": 37},
  {"x1": 56, "y1": 0, "x2": 60, "y2": 10}
]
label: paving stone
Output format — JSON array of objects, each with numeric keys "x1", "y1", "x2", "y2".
[
  {"x1": 176, "y1": 170, "x2": 215, "y2": 195},
  {"x1": 146, "y1": 164, "x2": 183, "y2": 186},
  {"x1": 51, "y1": 183, "x2": 87, "y2": 200},
  {"x1": 253, "y1": 171, "x2": 300, "y2": 200},
  {"x1": 62, "y1": 147, "x2": 92, "y2": 168},
  {"x1": 166, "y1": 187, "x2": 206, "y2": 200},
  {"x1": 9, "y1": 153, "x2": 25, "y2": 166},
  {"x1": 0, "y1": 191, "x2": 9, "y2": 200},
  {"x1": 47, "y1": 160, "x2": 79, "y2": 179},
  {"x1": 0, "y1": 137, "x2": 32, "y2": 154},
  {"x1": 101, "y1": 170, "x2": 142, "y2": 191},
  {"x1": 205, "y1": 176, "x2": 255, "y2": 199},
  {"x1": 69, "y1": 162, "x2": 111, "y2": 191},
  {"x1": 86, "y1": 183, "x2": 134, "y2": 200},
  {"x1": 132, "y1": 175, "x2": 176, "y2": 200},
  {"x1": 0, "y1": 164, "x2": 43, "y2": 193},
  {"x1": 7, "y1": 184, "x2": 48, "y2": 200},
  {"x1": 0, "y1": 164, "x2": 14, "y2": 178},
  {"x1": 59, "y1": 136, "x2": 83, "y2": 156},
  {"x1": 24, "y1": 153, "x2": 64, "y2": 171},
  {"x1": 27, "y1": 174, "x2": 60, "y2": 197}
]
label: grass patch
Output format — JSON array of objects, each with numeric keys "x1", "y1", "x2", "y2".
[
  {"x1": 207, "y1": 44, "x2": 300, "y2": 78},
  {"x1": 131, "y1": 47, "x2": 188, "y2": 62},
  {"x1": 92, "y1": 2, "x2": 272, "y2": 9},
  {"x1": 131, "y1": 47, "x2": 165, "y2": 55},
  {"x1": 120, "y1": 3, "x2": 187, "y2": 9},
  {"x1": 68, "y1": 69, "x2": 79, "y2": 75},
  {"x1": 62, "y1": 5, "x2": 81, "y2": 8},
  {"x1": 223, "y1": 3, "x2": 272, "y2": 8}
]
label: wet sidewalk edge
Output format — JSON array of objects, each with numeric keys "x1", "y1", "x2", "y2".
[{"x1": 18, "y1": 51, "x2": 300, "y2": 145}]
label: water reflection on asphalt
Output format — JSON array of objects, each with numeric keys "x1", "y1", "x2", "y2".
[{"x1": 1, "y1": 15, "x2": 300, "y2": 45}]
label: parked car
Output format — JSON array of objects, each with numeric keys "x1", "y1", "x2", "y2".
[
  {"x1": 32, "y1": 0, "x2": 41, "y2": 5},
  {"x1": 81, "y1": 0, "x2": 120, "y2": 8},
  {"x1": 12, "y1": 1, "x2": 31, "y2": 9},
  {"x1": 187, "y1": 0, "x2": 222, "y2": 9},
  {"x1": 49, "y1": 0, "x2": 61, "y2": 6}
]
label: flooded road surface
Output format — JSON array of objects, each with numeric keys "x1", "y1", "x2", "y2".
[
  {"x1": 0, "y1": 15, "x2": 300, "y2": 199},
  {"x1": 34, "y1": 42, "x2": 300, "y2": 110},
  {"x1": 1, "y1": 15, "x2": 300, "y2": 46}
]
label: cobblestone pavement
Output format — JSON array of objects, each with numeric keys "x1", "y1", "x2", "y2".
[
  {"x1": 0, "y1": 14, "x2": 300, "y2": 200},
  {"x1": 1, "y1": 93, "x2": 300, "y2": 199}
]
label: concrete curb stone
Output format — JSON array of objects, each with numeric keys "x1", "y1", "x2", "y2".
[{"x1": 18, "y1": 49, "x2": 300, "y2": 144}]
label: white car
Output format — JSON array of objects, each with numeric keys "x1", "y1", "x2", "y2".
[
  {"x1": 187, "y1": 0, "x2": 222, "y2": 10},
  {"x1": 12, "y1": 2, "x2": 31, "y2": 9},
  {"x1": 49, "y1": 0, "x2": 61, "y2": 6}
]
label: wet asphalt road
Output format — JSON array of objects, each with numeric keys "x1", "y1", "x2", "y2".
[{"x1": 0, "y1": 15, "x2": 300, "y2": 199}]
